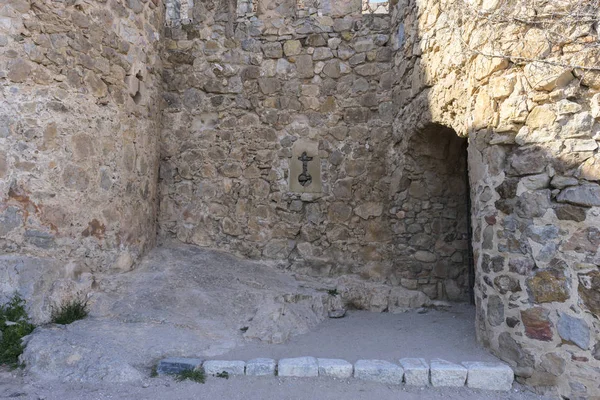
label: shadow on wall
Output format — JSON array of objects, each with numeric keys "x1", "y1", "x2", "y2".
[
  {"x1": 391, "y1": 0, "x2": 600, "y2": 398},
  {"x1": 390, "y1": 123, "x2": 471, "y2": 302}
]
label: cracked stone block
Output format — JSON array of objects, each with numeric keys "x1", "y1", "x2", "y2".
[
  {"x1": 462, "y1": 362, "x2": 514, "y2": 391},
  {"x1": 203, "y1": 360, "x2": 245, "y2": 376},
  {"x1": 430, "y1": 359, "x2": 467, "y2": 387},
  {"x1": 399, "y1": 358, "x2": 429, "y2": 386},
  {"x1": 278, "y1": 357, "x2": 318, "y2": 377},
  {"x1": 156, "y1": 357, "x2": 203, "y2": 375},
  {"x1": 354, "y1": 360, "x2": 404, "y2": 384},
  {"x1": 317, "y1": 358, "x2": 353, "y2": 378},
  {"x1": 246, "y1": 358, "x2": 276, "y2": 376}
]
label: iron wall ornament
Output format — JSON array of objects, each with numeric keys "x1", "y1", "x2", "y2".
[{"x1": 297, "y1": 151, "x2": 313, "y2": 187}]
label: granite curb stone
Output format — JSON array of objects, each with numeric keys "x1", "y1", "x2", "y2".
[
  {"x1": 399, "y1": 358, "x2": 429, "y2": 386},
  {"x1": 156, "y1": 357, "x2": 203, "y2": 375},
  {"x1": 317, "y1": 358, "x2": 353, "y2": 378},
  {"x1": 462, "y1": 361, "x2": 514, "y2": 391},
  {"x1": 354, "y1": 359, "x2": 404, "y2": 384},
  {"x1": 245, "y1": 358, "x2": 276, "y2": 376},
  {"x1": 430, "y1": 359, "x2": 467, "y2": 387},
  {"x1": 203, "y1": 360, "x2": 246, "y2": 376},
  {"x1": 278, "y1": 357, "x2": 319, "y2": 377}
]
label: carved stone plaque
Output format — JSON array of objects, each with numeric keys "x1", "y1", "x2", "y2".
[{"x1": 289, "y1": 141, "x2": 321, "y2": 193}]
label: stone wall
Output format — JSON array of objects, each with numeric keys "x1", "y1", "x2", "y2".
[
  {"x1": 157, "y1": 0, "x2": 472, "y2": 301},
  {"x1": 158, "y1": 2, "x2": 397, "y2": 279},
  {"x1": 390, "y1": 0, "x2": 600, "y2": 397},
  {"x1": 1, "y1": 0, "x2": 598, "y2": 396},
  {"x1": 0, "y1": 0, "x2": 164, "y2": 322}
]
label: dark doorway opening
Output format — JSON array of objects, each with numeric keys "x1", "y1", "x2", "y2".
[{"x1": 401, "y1": 124, "x2": 472, "y2": 302}]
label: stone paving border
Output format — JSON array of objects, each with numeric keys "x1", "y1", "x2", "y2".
[{"x1": 156, "y1": 357, "x2": 514, "y2": 391}]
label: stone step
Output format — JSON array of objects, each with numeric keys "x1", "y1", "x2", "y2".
[{"x1": 155, "y1": 357, "x2": 515, "y2": 391}]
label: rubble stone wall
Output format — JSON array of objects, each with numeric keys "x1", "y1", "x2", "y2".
[
  {"x1": 390, "y1": 0, "x2": 600, "y2": 397},
  {"x1": 0, "y1": 0, "x2": 164, "y2": 322},
  {"x1": 158, "y1": 0, "x2": 472, "y2": 301}
]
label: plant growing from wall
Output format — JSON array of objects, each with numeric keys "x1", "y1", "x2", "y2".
[
  {"x1": 50, "y1": 298, "x2": 88, "y2": 325},
  {"x1": 0, "y1": 295, "x2": 35, "y2": 367}
]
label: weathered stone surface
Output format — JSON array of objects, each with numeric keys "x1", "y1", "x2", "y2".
[
  {"x1": 399, "y1": 358, "x2": 429, "y2": 386},
  {"x1": 263, "y1": 42, "x2": 283, "y2": 58},
  {"x1": 245, "y1": 358, "x2": 276, "y2": 376},
  {"x1": 388, "y1": 286, "x2": 431, "y2": 313},
  {"x1": 317, "y1": 358, "x2": 353, "y2": 378},
  {"x1": 156, "y1": 358, "x2": 203, "y2": 375},
  {"x1": 498, "y1": 332, "x2": 534, "y2": 368},
  {"x1": 578, "y1": 270, "x2": 600, "y2": 316},
  {"x1": 526, "y1": 105, "x2": 556, "y2": 129},
  {"x1": 295, "y1": 55, "x2": 314, "y2": 78},
  {"x1": 462, "y1": 362, "x2": 514, "y2": 391},
  {"x1": 555, "y1": 205, "x2": 587, "y2": 222},
  {"x1": 527, "y1": 270, "x2": 569, "y2": 304},
  {"x1": 430, "y1": 359, "x2": 467, "y2": 387},
  {"x1": 494, "y1": 275, "x2": 521, "y2": 294},
  {"x1": 354, "y1": 360, "x2": 403, "y2": 384},
  {"x1": 521, "y1": 307, "x2": 553, "y2": 341},
  {"x1": 523, "y1": 62, "x2": 574, "y2": 91},
  {"x1": 557, "y1": 313, "x2": 589, "y2": 350},
  {"x1": 278, "y1": 357, "x2": 319, "y2": 377},
  {"x1": 487, "y1": 295, "x2": 505, "y2": 326},
  {"x1": 540, "y1": 353, "x2": 566, "y2": 376},
  {"x1": 203, "y1": 360, "x2": 245, "y2": 376},
  {"x1": 354, "y1": 202, "x2": 383, "y2": 219},
  {"x1": 556, "y1": 184, "x2": 600, "y2": 207}
]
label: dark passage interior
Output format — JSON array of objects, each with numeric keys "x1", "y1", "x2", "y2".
[{"x1": 394, "y1": 124, "x2": 471, "y2": 302}]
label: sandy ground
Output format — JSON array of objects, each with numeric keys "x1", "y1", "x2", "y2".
[
  {"x1": 0, "y1": 306, "x2": 557, "y2": 400},
  {"x1": 0, "y1": 245, "x2": 557, "y2": 399},
  {"x1": 0, "y1": 372, "x2": 555, "y2": 400},
  {"x1": 220, "y1": 305, "x2": 498, "y2": 363}
]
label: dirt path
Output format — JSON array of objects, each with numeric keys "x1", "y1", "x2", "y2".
[
  {"x1": 0, "y1": 371, "x2": 555, "y2": 400},
  {"x1": 220, "y1": 305, "x2": 497, "y2": 363}
]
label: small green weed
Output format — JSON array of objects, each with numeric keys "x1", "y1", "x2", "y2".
[
  {"x1": 215, "y1": 371, "x2": 229, "y2": 379},
  {"x1": 175, "y1": 368, "x2": 206, "y2": 383},
  {"x1": 0, "y1": 295, "x2": 35, "y2": 367},
  {"x1": 50, "y1": 298, "x2": 88, "y2": 325},
  {"x1": 327, "y1": 289, "x2": 339, "y2": 296},
  {"x1": 150, "y1": 366, "x2": 158, "y2": 378}
]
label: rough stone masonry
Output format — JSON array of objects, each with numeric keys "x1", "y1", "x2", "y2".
[{"x1": 0, "y1": 0, "x2": 599, "y2": 398}]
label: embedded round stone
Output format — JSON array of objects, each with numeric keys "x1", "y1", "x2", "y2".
[
  {"x1": 203, "y1": 360, "x2": 245, "y2": 376},
  {"x1": 430, "y1": 359, "x2": 467, "y2": 387},
  {"x1": 278, "y1": 357, "x2": 318, "y2": 377},
  {"x1": 462, "y1": 362, "x2": 514, "y2": 391},
  {"x1": 317, "y1": 358, "x2": 353, "y2": 378},
  {"x1": 354, "y1": 360, "x2": 403, "y2": 384},
  {"x1": 245, "y1": 358, "x2": 276, "y2": 376}
]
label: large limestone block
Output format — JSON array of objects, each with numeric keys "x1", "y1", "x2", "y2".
[
  {"x1": 278, "y1": 357, "x2": 318, "y2": 377},
  {"x1": 430, "y1": 359, "x2": 467, "y2": 387},
  {"x1": 462, "y1": 362, "x2": 514, "y2": 391},
  {"x1": 354, "y1": 360, "x2": 403, "y2": 384}
]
